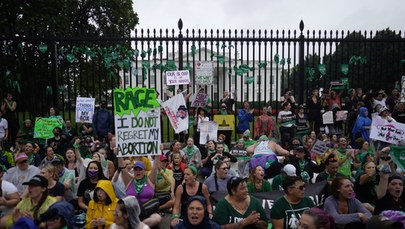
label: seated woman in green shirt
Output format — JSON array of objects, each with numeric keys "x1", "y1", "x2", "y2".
[
  {"x1": 213, "y1": 176, "x2": 268, "y2": 229},
  {"x1": 247, "y1": 165, "x2": 272, "y2": 193}
]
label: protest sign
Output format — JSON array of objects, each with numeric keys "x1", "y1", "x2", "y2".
[
  {"x1": 213, "y1": 115, "x2": 235, "y2": 130},
  {"x1": 336, "y1": 110, "x2": 348, "y2": 121},
  {"x1": 191, "y1": 93, "x2": 208, "y2": 107},
  {"x1": 199, "y1": 121, "x2": 218, "y2": 145},
  {"x1": 370, "y1": 116, "x2": 405, "y2": 145},
  {"x1": 114, "y1": 87, "x2": 161, "y2": 157},
  {"x1": 391, "y1": 145, "x2": 405, "y2": 171},
  {"x1": 195, "y1": 61, "x2": 213, "y2": 85},
  {"x1": 162, "y1": 93, "x2": 189, "y2": 134},
  {"x1": 322, "y1": 111, "x2": 334, "y2": 124},
  {"x1": 210, "y1": 181, "x2": 328, "y2": 219},
  {"x1": 401, "y1": 75, "x2": 405, "y2": 102},
  {"x1": 75, "y1": 97, "x2": 95, "y2": 123},
  {"x1": 34, "y1": 117, "x2": 63, "y2": 139},
  {"x1": 165, "y1": 70, "x2": 190, "y2": 85},
  {"x1": 311, "y1": 140, "x2": 329, "y2": 155}
]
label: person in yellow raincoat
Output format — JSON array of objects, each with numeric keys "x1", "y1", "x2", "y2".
[{"x1": 86, "y1": 180, "x2": 118, "y2": 228}]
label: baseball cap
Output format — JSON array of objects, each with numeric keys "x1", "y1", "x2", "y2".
[
  {"x1": 51, "y1": 156, "x2": 64, "y2": 165},
  {"x1": 283, "y1": 164, "x2": 297, "y2": 176},
  {"x1": 379, "y1": 106, "x2": 389, "y2": 115},
  {"x1": 159, "y1": 155, "x2": 168, "y2": 161},
  {"x1": 22, "y1": 175, "x2": 48, "y2": 187},
  {"x1": 296, "y1": 146, "x2": 305, "y2": 152},
  {"x1": 243, "y1": 129, "x2": 250, "y2": 138},
  {"x1": 14, "y1": 153, "x2": 28, "y2": 163},
  {"x1": 133, "y1": 161, "x2": 146, "y2": 170}
]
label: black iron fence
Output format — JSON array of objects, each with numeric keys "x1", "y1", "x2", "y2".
[{"x1": 1, "y1": 19, "x2": 405, "y2": 142}]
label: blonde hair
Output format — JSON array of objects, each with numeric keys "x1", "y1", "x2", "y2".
[{"x1": 42, "y1": 164, "x2": 59, "y2": 181}]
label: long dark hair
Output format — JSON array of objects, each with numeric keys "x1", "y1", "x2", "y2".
[
  {"x1": 86, "y1": 161, "x2": 107, "y2": 181},
  {"x1": 33, "y1": 188, "x2": 49, "y2": 219}
]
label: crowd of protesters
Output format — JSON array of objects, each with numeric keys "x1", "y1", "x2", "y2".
[{"x1": 0, "y1": 85, "x2": 404, "y2": 229}]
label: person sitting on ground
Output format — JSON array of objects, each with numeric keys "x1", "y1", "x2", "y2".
[
  {"x1": 111, "y1": 196, "x2": 150, "y2": 229},
  {"x1": 324, "y1": 176, "x2": 372, "y2": 229},
  {"x1": 171, "y1": 166, "x2": 212, "y2": 228},
  {"x1": 3, "y1": 153, "x2": 40, "y2": 195},
  {"x1": 299, "y1": 207, "x2": 336, "y2": 229},
  {"x1": 86, "y1": 180, "x2": 118, "y2": 229},
  {"x1": 204, "y1": 160, "x2": 232, "y2": 193},
  {"x1": 316, "y1": 154, "x2": 344, "y2": 184},
  {"x1": 40, "y1": 201, "x2": 75, "y2": 229},
  {"x1": 182, "y1": 138, "x2": 202, "y2": 169},
  {"x1": 174, "y1": 195, "x2": 220, "y2": 229},
  {"x1": 271, "y1": 176, "x2": 315, "y2": 229},
  {"x1": 213, "y1": 176, "x2": 268, "y2": 229},
  {"x1": 247, "y1": 165, "x2": 272, "y2": 193},
  {"x1": 153, "y1": 154, "x2": 175, "y2": 212},
  {"x1": 39, "y1": 164, "x2": 65, "y2": 201},
  {"x1": 6, "y1": 175, "x2": 57, "y2": 228},
  {"x1": 271, "y1": 164, "x2": 296, "y2": 191},
  {"x1": 286, "y1": 145, "x2": 324, "y2": 183},
  {"x1": 167, "y1": 153, "x2": 186, "y2": 192},
  {"x1": 374, "y1": 174, "x2": 405, "y2": 215},
  {"x1": 0, "y1": 165, "x2": 20, "y2": 228}
]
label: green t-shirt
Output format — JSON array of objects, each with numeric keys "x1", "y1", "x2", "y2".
[
  {"x1": 247, "y1": 180, "x2": 272, "y2": 193},
  {"x1": 271, "y1": 174, "x2": 284, "y2": 191},
  {"x1": 337, "y1": 149, "x2": 352, "y2": 178},
  {"x1": 271, "y1": 196, "x2": 315, "y2": 229},
  {"x1": 213, "y1": 196, "x2": 268, "y2": 229}
]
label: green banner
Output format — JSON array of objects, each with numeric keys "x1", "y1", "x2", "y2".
[
  {"x1": 113, "y1": 87, "x2": 160, "y2": 117},
  {"x1": 391, "y1": 145, "x2": 405, "y2": 171},
  {"x1": 34, "y1": 117, "x2": 63, "y2": 139}
]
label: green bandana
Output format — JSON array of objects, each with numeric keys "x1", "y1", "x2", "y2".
[{"x1": 133, "y1": 176, "x2": 147, "y2": 194}]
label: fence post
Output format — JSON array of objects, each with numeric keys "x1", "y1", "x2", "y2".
[
  {"x1": 298, "y1": 20, "x2": 305, "y2": 105},
  {"x1": 178, "y1": 18, "x2": 184, "y2": 91},
  {"x1": 50, "y1": 21, "x2": 58, "y2": 108}
]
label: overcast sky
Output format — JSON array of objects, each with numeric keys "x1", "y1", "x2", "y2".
[{"x1": 133, "y1": 0, "x2": 405, "y2": 34}]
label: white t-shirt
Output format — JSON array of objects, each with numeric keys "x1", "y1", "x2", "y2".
[
  {"x1": 0, "y1": 179, "x2": 18, "y2": 215},
  {"x1": 3, "y1": 166, "x2": 40, "y2": 195},
  {"x1": 0, "y1": 118, "x2": 8, "y2": 139},
  {"x1": 278, "y1": 110, "x2": 294, "y2": 127}
]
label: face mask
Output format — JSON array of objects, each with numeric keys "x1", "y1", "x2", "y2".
[{"x1": 88, "y1": 170, "x2": 99, "y2": 179}]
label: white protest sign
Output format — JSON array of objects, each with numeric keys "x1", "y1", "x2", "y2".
[
  {"x1": 165, "y1": 70, "x2": 190, "y2": 85},
  {"x1": 311, "y1": 140, "x2": 329, "y2": 155},
  {"x1": 114, "y1": 87, "x2": 161, "y2": 157},
  {"x1": 75, "y1": 97, "x2": 95, "y2": 123},
  {"x1": 322, "y1": 111, "x2": 334, "y2": 124},
  {"x1": 336, "y1": 110, "x2": 348, "y2": 121},
  {"x1": 162, "y1": 93, "x2": 189, "y2": 134},
  {"x1": 191, "y1": 93, "x2": 209, "y2": 107},
  {"x1": 195, "y1": 61, "x2": 213, "y2": 85},
  {"x1": 401, "y1": 75, "x2": 405, "y2": 102},
  {"x1": 199, "y1": 121, "x2": 218, "y2": 145},
  {"x1": 370, "y1": 116, "x2": 405, "y2": 145}
]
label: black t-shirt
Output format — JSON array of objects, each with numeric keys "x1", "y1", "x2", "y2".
[
  {"x1": 172, "y1": 167, "x2": 184, "y2": 192},
  {"x1": 48, "y1": 181, "x2": 65, "y2": 198},
  {"x1": 354, "y1": 178, "x2": 378, "y2": 205},
  {"x1": 374, "y1": 193, "x2": 405, "y2": 215},
  {"x1": 77, "y1": 179, "x2": 98, "y2": 205}
]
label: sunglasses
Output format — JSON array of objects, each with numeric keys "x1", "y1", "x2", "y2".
[{"x1": 289, "y1": 185, "x2": 306, "y2": 191}]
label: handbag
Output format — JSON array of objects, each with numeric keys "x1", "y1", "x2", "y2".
[
  {"x1": 156, "y1": 191, "x2": 172, "y2": 205},
  {"x1": 139, "y1": 198, "x2": 160, "y2": 220}
]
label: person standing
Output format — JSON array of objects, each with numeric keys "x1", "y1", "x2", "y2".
[
  {"x1": 1, "y1": 93, "x2": 18, "y2": 147},
  {"x1": 306, "y1": 89, "x2": 322, "y2": 135},
  {"x1": 237, "y1": 101, "x2": 254, "y2": 139},
  {"x1": 0, "y1": 111, "x2": 8, "y2": 150},
  {"x1": 271, "y1": 176, "x2": 315, "y2": 229},
  {"x1": 254, "y1": 106, "x2": 275, "y2": 139},
  {"x1": 92, "y1": 101, "x2": 114, "y2": 143}
]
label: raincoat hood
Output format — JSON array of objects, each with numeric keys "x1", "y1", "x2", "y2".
[
  {"x1": 95, "y1": 180, "x2": 117, "y2": 202},
  {"x1": 359, "y1": 107, "x2": 368, "y2": 117},
  {"x1": 122, "y1": 196, "x2": 142, "y2": 228}
]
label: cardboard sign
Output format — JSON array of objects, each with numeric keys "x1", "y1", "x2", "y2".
[
  {"x1": 195, "y1": 61, "x2": 213, "y2": 85},
  {"x1": 162, "y1": 93, "x2": 189, "y2": 134},
  {"x1": 322, "y1": 111, "x2": 334, "y2": 124},
  {"x1": 336, "y1": 110, "x2": 348, "y2": 121},
  {"x1": 199, "y1": 121, "x2": 218, "y2": 145},
  {"x1": 34, "y1": 117, "x2": 63, "y2": 139},
  {"x1": 311, "y1": 140, "x2": 329, "y2": 155},
  {"x1": 114, "y1": 87, "x2": 161, "y2": 157},
  {"x1": 165, "y1": 70, "x2": 190, "y2": 85},
  {"x1": 75, "y1": 97, "x2": 95, "y2": 123},
  {"x1": 370, "y1": 116, "x2": 405, "y2": 145},
  {"x1": 213, "y1": 115, "x2": 235, "y2": 131},
  {"x1": 191, "y1": 93, "x2": 209, "y2": 107}
]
